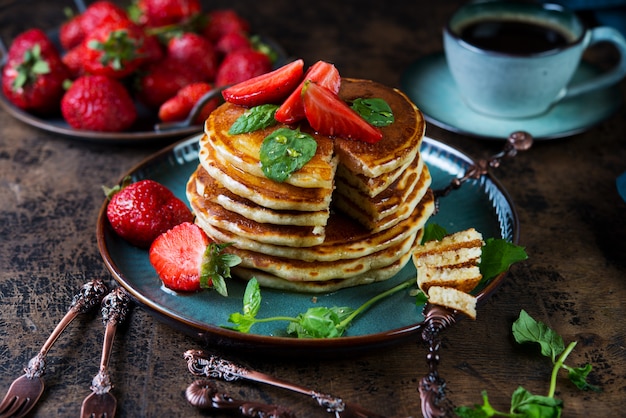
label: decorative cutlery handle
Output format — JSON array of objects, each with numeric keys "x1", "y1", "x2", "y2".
[
  {"x1": 91, "y1": 287, "x2": 132, "y2": 395},
  {"x1": 186, "y1": 379, "x2": 296, "y2": 418},
  {"x1": 433, "y1": 131, "x2": 533, "y2": 200},
  {"x1": 184, "y1": 350, "x2": 347, "y2": 414},
  {"x1": 25, "y1": 279, "x2": 108, "y2": 378}
]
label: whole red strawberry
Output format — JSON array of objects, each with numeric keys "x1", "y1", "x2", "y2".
[
  {"x1": 136, "y1": 0, "x2": 202, "y2": 28},
  {"x1": 215, "y1": 31, "x2": 251, "y2": 56},
  {"x1": 106, "y1": 179, "x2": 194, "y2": 249},
  {"x1": 215, "y1": 49, "x2": 272, "y2": 87},
  {"x1": 2, "y1": 29, "x2": 70, "y2": 114},
  {"x1": 203, "y1": 9, "x2": 250, "y2": 42},
  {"x1": 167, "y1": 33, "x2": 218, "y2": 80},
  {"x1": 61, "y1": 75, "x2": 137, "y2": 132},
  {"x1": 149, "y1": 222, "x2": 239, "y2": 294},
  {"x1": 158, "y1": 82, "x2": 219, "y2": 123},
  {"x1": 136, "y1": 56, "x2": 206, "y2": 108},
  {"x1": 82, "y1": 20, "x2": 148, "y2": 79},
  {"x1": 60, "y1": 1, "x2": 130, "y2": 50}
]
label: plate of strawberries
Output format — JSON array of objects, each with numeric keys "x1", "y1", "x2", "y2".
[{"x1": 0, "y1": 0, "x2": 286, "y2": 142}]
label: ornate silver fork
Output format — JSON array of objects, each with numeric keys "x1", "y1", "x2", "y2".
[
  {"x1": 80, "y1": 287, "x2": 132, "y2": 418},
  {"x1": 0, "y1": 279, "x2": 108, "y2": 418}
]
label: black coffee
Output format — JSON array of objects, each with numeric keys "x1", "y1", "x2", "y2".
[{"x1": 459, "y1": 19, "x2": 570, "y2": 54}]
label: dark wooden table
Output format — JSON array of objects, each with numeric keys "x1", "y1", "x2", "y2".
[{"x1": 1, "y1": 1, "x2": 625, "y2": 417}]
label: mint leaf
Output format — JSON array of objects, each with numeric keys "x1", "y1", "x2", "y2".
[
  {"x1": 350, "y1": 98, "x2": 394, "y2": 127},
  {"x1": 564, "y1": 363, "x2": 601, "y2": 392},
  {"x1": 260, "y1": 127, "x2": 317, "y2": 182},
  {"x1": 421, "y1": 223, "x2": 448, "y2": 243},
  {"x1": 510, "y1": 386, "x2": 562, "y2": 417},
  {"x1": 229, "y1": 104, "x2": 279, "y2": 134},
  {"x1": 513, "y1": 310, "x2": 564, "y2": 361},
  {"x1": 286, "y1": 306, "x2": 354, "y2": 338},
  {"x1": 455, "y1": 390, "x2": 498, "y2": 417},
  {"x1": 242, "y1": 277, "x2": 261, "y2": 318},
  {"x1": 479, "y1": 238, "x2": 527, "y2": 281}
]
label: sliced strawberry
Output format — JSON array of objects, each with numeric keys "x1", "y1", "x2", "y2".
[
  {"x1": 149, "y1": 222, "x2": 209, "y2": 292},
  {"x1": 275, "y1": 60, "x2": 340, "y2": 124},
  {"x1": 222, "y1": 58, "x2": 304, "y2": 107},
  {"x1": 302, "y1": 81, "x2": 383, "y2": 144}
]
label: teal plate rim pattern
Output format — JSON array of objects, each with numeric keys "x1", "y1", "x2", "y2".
[
  {"x1": 96, "y1": 134, "x2": 519, "y2": 355},
  {"x1": 400, "y1": 53, "x2": 622, "y2": 141}
]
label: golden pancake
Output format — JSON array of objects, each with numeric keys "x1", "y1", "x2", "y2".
[
  {"x1": 200, "y1": 141, "x2": 334, "y2": 212},
  {"x1": 204, "y1": 104, "x2": 336, "y2": 189},
  {"x1": 190, "y1": 189, "x2": 435, "y2": 262},
  {"x1": 233, "y1": 248, "x2": 416, "y2": 293},
  {"x1": 187, "y1": 171, "x2": 327, "y2": 247},
  {"x1": 193, "y1": 165, "x2": 330, "y2": 227},
  {"x1": 335, "y1": 150, "x2": 418, "y2": 198},
  {"x1": 335, "y1": 164, "x2": 432, "y2": 232},
  {"x1": 334, "y1": 79, "x2": 425, "y2": 178}
]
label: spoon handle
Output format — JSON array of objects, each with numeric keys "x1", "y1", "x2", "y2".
[
  {"x1": 25, "y1": 279, "x2": 108, "y2": 378},
  {"x1": 184, "y1": 350, "x2": 346, "y2": 413},
  {"x1": 90, "y1": 288, "x2": 132, "y2": 395},
  {"x1": 186, "y1": 379, "x2": 296, "y2": 418}
]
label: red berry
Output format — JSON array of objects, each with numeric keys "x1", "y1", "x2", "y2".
[
  {"x1": 61, "y1": 75, "x2": 137, "y2": 132},
  {"x1": 136, "y1": 0, "x2": 202, "y2": 28},
  {"x1": 60, "y1": 14, "x2": 85, "y2": 51},
  {"x1": 215, "y1": 31, "x2": 251, "y2": 56},
  {"x1": 167, "y1": 32, "x2": 218, "y2": 81},
  {"x1": 158, "y1": 82, "x2": 218, "y2": 123},
  {"x1": 136, "y1": 56, "x2": 206, "y2": 108},
  {"x1": 203, "y1": 9, "x2": 250, "y2": 42},
  {"x1": 222, "y1": 59, "x2": 303, "y2": 107},
  {"x1": 149, "y1": 222, "x2": 209, "y2": 292},
  {"x1": 82, "y1": 20, "x2": 148, "y2": 79},
  {"x1": 302, "y1": 81, "x2": 383, "y2": 143},
  {"x1": 275, "y1": 60, "x2": 340, "y2": 124},
  {"x1": 2, "y1": 29, "x2": 70, "y2": 114},
  {"x1": 106, "y1": 179, "x2": 194, "y2": 248},
  {"x1": 215, "y1": 49, "x2": 272, "y2": 87}
]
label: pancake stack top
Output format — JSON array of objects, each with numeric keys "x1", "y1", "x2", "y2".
[{"x1": 187, "y1": 77, "x2": 435, "y2": 293}]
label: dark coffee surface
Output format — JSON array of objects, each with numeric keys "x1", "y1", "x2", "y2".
[{"x1": 460, "y1": 19, "x2": 569, "y2": 54}]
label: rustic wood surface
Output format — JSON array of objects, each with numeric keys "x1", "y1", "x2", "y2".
[{"x1": 1, "y1": 1, "x2": 625, "y2": 417}]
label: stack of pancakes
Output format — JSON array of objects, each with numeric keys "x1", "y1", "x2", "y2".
[{"x1": 186, "y1": 78, "x2": 436, "y2": 293}]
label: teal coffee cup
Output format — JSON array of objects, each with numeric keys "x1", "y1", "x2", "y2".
[{"x1": 443, "y1": 1, "x2": 626, "y2": 119}]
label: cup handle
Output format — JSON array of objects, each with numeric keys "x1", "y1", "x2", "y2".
[{"x1": 562, "y1": 26, "x2": 626, "y2": 99}]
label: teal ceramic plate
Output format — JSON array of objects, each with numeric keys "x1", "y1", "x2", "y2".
[
  {"x1": 97, "y1": 134, "x2": 519, "y2": 354},
  {"x1": 401, "y1": 53, "x2": 622, "y2": 140}
]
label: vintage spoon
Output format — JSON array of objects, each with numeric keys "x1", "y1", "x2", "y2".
[
  {"x1": 80, "y1": 288, "x2": 132, "y2": 418},
  {"x1": 184, "y1": 349, "x2": 387, "y2": 418}
]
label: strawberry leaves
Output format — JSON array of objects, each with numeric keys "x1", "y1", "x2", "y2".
[{"x1": 200, "y1": 242, "x2": 241, "y2": 296}]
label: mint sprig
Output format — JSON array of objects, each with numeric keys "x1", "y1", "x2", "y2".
[{"x1": 456, "y1": 310, "x2": 600, "y2": 418}]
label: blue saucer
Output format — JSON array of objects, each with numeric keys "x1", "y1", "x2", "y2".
[{"x1": 400, "y1": 53, "x2": 622, "y2": 140}]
